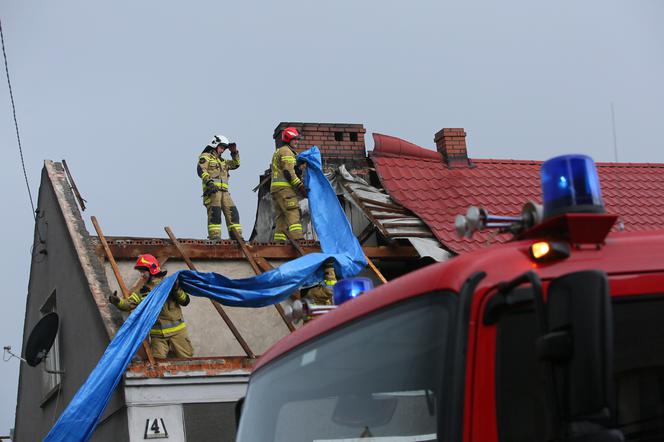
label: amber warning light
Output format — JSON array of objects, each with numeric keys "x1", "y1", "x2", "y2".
[{"x1": 529, "y1": 241, "x2": 571, "y2": 262}]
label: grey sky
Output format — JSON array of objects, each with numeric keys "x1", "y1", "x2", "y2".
[{"x1": 1, "y1": 0, "x2": 662, "y2": 434}]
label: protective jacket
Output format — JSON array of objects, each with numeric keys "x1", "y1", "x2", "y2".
[
  {"x1": 270, "y1": 144, "x2": 302, "y2": 192},
  {"x1": 198, "y1": 149, "x2": 240, "y2": 194},
  {"x1": 303, "y1": 260, "x2": 337, "y2": 305},
  {"x1": 116, "y1": 273, "x2": 191, "y2": 337}
]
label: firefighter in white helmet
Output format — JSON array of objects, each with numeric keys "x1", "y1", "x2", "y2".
[{"x1": 197, "y1": 134, "x2": 242, "y2": 240}]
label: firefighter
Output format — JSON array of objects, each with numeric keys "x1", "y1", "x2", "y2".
[
  {"x1": 108, "y1": 254, "x2": 194, "y2": 359},
  {"x1": 197, "y1": 134, "x2": 242, "y2": 241},
  {"x1": 302, "y1": 259, "x2": 337, "y2": 305},
  {"x1": 271, "y1": 127, "x2": 306, "y2": 241}
]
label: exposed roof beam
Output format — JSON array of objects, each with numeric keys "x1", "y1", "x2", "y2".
[{"x1": 95, "y1": 237, "x2": 420, "y2": 261}]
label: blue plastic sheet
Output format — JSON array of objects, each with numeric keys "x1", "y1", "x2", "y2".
[{"x1": 45, "y1": 146, "x2": 366, "y2": 441}]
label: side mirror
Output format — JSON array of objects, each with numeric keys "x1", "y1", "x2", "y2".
[{"x1": 539, "y1": 270, "x2": 619, "y2": 440}]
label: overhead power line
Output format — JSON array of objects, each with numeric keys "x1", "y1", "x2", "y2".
[{"x1": 0, "y1": 16, "x2": 37, "y2": 220}]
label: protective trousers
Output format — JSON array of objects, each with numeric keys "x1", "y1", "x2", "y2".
[
  {"x1": 271, "y1": 187, "x2": 302, "y2": 241},
  {"x1": 205, "y1": 190, "x2": 242, "y2": 240},
  {"x1": 150, "y1": 329, "x2": 194, "y2": 359}
]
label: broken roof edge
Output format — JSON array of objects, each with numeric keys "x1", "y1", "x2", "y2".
[
  {"x1": 93, "y1": 236, "x2": 421, "y2": 261},
  {"x1": 371, "y1": 133, "x2": 441, "y2": 161},
  {"x1": 368, "y1": 156, "x2": 459, "y2": 253},
  {"x1": 125, "y1": 356, "x2": 255, "y2": 379},
  {"x1": 44, "y1": 160, "x2": 121, "y2": 339}
]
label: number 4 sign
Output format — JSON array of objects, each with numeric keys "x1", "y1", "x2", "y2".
[{"x1": 144, "y1": 418, "x2": 168, "y2": 439}]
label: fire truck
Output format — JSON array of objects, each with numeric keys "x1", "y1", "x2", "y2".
[{"x1": 235, "y1": 155, "x2": 664, "y2": 442}]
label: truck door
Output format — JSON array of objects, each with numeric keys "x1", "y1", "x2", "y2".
[{"x1": 472, "y1": 272, "x2": 664, "y2": 442}]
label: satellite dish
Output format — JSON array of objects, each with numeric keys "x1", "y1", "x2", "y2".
[{"x1": 24, "y1": 312, "x2": 59, "y2": 367}]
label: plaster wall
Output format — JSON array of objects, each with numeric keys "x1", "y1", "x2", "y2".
[
  {"x1": 123, "y1": 373, "x2": 248, "y2": 441},
  {"x1": 127, "y1": 404, "x2": 186, "y2": 442},
  {"x1": 93, "y1": 407, "x2": 129, "y2": 442}
]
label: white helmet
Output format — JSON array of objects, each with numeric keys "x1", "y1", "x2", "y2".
[{"x1": 208, "y1": 134, "x2": 230, "y2": 148}]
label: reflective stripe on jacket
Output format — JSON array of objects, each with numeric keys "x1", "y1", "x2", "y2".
[
  {"x1": 150, "y1": 319, "x2": 187, "y2": 337},
  {"x1": 198, "y1": 150, "x2": 240, "y2": 192},
  {"x1": 115, "y1": 275, "x2": 190, "y2": 337},
  {"x1": 270, "y1": 145, "x2": 301, "y2": 192}
]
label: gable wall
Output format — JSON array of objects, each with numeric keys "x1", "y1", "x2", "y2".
[{"x1": 14, "y1": 165, "x2": 128, "y2": 441}]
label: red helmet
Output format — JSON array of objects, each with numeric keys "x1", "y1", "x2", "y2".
[
  {"x1": 281, "y1": 127, "x2": 301, "y2": 144},
  {"x1": 134, "y1": 254, "x2": 161, "y2": 275}
]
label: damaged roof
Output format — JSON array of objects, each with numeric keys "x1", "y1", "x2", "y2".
[
  {"x1": 370, "y1": 133, "x2": 664, "y2": 254},
  {"x1": 42, "y1": 159, "x2": 420, "y2": 348}
]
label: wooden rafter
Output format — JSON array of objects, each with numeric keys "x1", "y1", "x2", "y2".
[
  {"x1": 164, "y1": 227, "x2": 256, "y2": 358},
  {"x1": 229, "y1": 230, "x2": 296, "y2": 332},
  {"x1": 91, "y1": 216, "x2": 156, "y2": 365}
]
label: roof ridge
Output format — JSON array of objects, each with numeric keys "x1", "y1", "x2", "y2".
[
  {"x1": 471, "y1": 158, "x2": 542, "y2": 165},
  {"x1": 471, "y1": 158, "x2": 664, "y2": 168},
  {"x1": 596, "y1": 161, "x2": 664, "y2": 168}
]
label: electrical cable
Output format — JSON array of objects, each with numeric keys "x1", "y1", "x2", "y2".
[
  {"x1": 0, "y1": 17, "x2": 37, "y2": 220},
  {"x1": 1, "y1": 17, "x2": 45, "y2": 247}
]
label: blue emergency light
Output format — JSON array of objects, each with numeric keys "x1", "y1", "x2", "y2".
[
  {"x1": 333, "y1": 277, "x2": 374, "y2": 305},
  {"x1": 540, "y1": 154, "x2": 604, "y2": 219}
]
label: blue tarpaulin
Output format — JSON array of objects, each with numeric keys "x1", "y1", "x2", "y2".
[{"x1": 45, "y1": 146, "x2": 366, "y2": 441}]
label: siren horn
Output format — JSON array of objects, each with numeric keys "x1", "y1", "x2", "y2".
[
  {"x1": 283, "y1": 300, "x2": 337, "y2": 324},
  {"x1": 455, "y1": 202, "x2": 543, "y2": 239}
]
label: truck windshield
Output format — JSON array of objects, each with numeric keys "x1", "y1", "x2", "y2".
[{"x1": 236, "y1": 293, "x2": 457, "y2": 442}]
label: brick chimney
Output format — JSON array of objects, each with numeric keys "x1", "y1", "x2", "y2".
[
  {"x1": 434, "y1": 128, "x2": 470, "y2": 167},
  {"x1": 273, "y1": 122, "x2": 367, "y2": 166}
]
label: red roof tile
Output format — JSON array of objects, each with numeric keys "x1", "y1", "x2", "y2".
[{"x1": 370, "y1": 133, "x2": 664, "y2": 254}]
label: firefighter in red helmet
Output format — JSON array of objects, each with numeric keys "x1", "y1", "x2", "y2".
[
  {"x1": 109, "y1": 254, "x2": 194, "y2": 359},
  {"x1": 270, "y1": 127, "x2": 306, "y2": 241}
]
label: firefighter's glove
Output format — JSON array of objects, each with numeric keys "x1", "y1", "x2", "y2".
[
  {"x1": 295, "y1": 163, "x2": 305, "y2": 179},
  {"x1": 205, "y1": 181, "x2": 218, "y2": 195},
  {"x1": 228, "y1": 143, "x2": 238, "y2": 154},
  {"x1": 297, "y1": 183, "x2": 308, "y2": 198},
  {"x1": 109, "y1": 291, "x2": 121, "y2": 306}
]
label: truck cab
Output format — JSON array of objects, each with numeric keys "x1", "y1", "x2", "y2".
[{"x1": 236, "y1": 156, "x2": 664, "y2": 442}]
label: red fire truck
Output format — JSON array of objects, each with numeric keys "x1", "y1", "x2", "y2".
[{"x1": 236, "y1": 155, "x2": 663, "y2": 442}]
